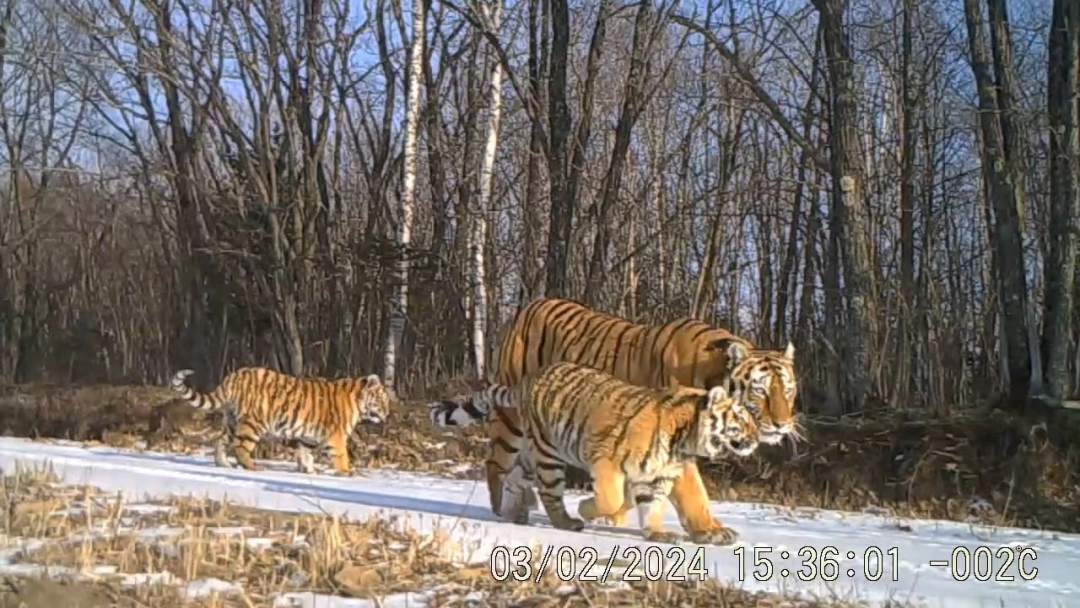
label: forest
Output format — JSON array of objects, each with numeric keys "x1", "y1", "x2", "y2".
[{"x1": 1, "y1": 0, "x2": 1078, "y2": 420}]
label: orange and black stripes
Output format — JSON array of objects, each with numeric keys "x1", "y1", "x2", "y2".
[
  {"x1": 430, "y1": 297, "x2": 799, "y2": 518},
  {"x1": 170, "y1": 367, "x2": 391, "y2": 474},
  {"x1": 491, "y1": 362, "x2": 758, "y2": 543}
]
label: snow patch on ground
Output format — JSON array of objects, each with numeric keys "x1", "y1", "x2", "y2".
[
  {"x1": 183, "y1": 577, "x2": 244, "y2": 600},
  {"x1": 1, "y1": 437, "x2": 1078, "y2": 608}
]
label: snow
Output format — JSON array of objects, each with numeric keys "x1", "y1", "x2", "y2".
[
  {"x1": 183, "y1": 577, "x2": 243, "y2": 599},
  {"x1": 0, "y1": 437, "x2": 1077, "y2": 608}
]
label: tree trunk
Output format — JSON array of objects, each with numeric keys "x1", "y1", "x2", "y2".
[
  {"x1": 543, "y1": 0, "x2": 572, "y2": 297},
  {"x1": 775, "y1": 23, "x2": 823, "y2": 344},
  {"x1": 384, "y1": 0, "x2": 424, "y2": 389},
  {"x1": 583, "y1": 0, "x2": 653, "y2": 305},
  {"x1": 1042, "y1": 0, "x2": 1079, "y2": 400},
  {"x1": 472, "y1": 0, "x2": 503, "y2": 380},
  {"x1": 962, "y1": 0, "x2": 1031, "y2": 404},
  {"x1": 813, "y1": 0, "x2": 877, "y2": 413},
  {"x1": 522, "y1": 0, "x2": 548, "y2": 301},
  {"x1": 894, "y1": 0, "x2": 917, "y2": 407}
]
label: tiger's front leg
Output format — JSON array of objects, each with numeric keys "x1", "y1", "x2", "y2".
[
  {"x1": 668, "y1": 461, "x2": 737, "y2": 545},
  {"x1": 578, "y1": 479, "x2": 634, "y2": 527},
  {"x1": 576, "y1": 459, "x2": 626, "y2": 527}
]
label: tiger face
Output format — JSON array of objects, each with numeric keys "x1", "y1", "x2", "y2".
[
  {"x1": 707, "y1": 340, "x2": 798, "y2": 445},
  {"x1": 693, "y1": 385, "x2": 758, "y2": 458},
  {"x1": 355, "y1": 374, "x2": 392, "y2": 425}
]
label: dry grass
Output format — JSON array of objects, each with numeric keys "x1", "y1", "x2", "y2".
[
  {"x1": 0, "y1": 468, "x2": 861, "y2": 608},
  {"x1": 2, "y1": 381, "x2": 1078, "y2": 534}
]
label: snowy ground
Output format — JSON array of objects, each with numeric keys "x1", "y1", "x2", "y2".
[{"x1": 0, "y1": 437, "x2": 1076, "y2": 608}]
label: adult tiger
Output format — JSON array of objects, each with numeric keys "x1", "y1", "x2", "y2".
[
  {"x1": 429, "y1": 296, "x2": 799, "y2": 522},
  {"x1": 170, "y1": 367, "x2": 392, "y2": 474},
  {"x1": 437, "y1": 362, "x2": 758, "y2": 543}
]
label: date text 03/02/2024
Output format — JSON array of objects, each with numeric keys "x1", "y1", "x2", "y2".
[
  {"x1": 735, "y1": 545, "x2": 1039, "y2": 583},
  {"x1": 489, "y1": 544, "x2": 1041, "y2": 584},
  {"x1": 489, "y1": 545, "x2": 711, "y2": 584}
]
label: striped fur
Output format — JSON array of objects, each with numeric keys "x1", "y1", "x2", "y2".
[
  {"x1": 170, "y1": 367, "x2": 391, "y2": 474},
  {"x1": 429, "y1": 297, "x2": 799, "y2": 518},
  {"x1": 482, "y1": 362, "x2": 756, "y2": 544}
]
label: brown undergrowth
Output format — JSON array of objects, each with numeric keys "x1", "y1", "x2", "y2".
[
  {"x1": 1, "y1": 382, "x2": 1077, "y2": 533},
  {"x1": 0, "y1": 467, "x2": 857, "y2": 607}
]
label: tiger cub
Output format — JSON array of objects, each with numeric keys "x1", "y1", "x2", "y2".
[
  {"x1": 430, "y1": 362, "x2": 758, "y2": 544},
  {"x1": 170, "y1": 367, "x2": 391, "y2": 474}
]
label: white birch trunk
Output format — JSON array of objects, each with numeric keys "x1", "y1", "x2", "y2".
[
  {"x1": 471, "y1": 0, "x2": 503, "y2": 380},
  {"x1": 384, "y1": 0, "x2": 424, "y2": 389}
]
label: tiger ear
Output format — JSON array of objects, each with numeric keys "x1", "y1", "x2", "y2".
[
  {"x1": 783, "y1": 342, "x2": 795, "y2": 359},
  {"x1": 364, "y1": 374, "x2": 381, "y2": 386},
  {"x1": 704, "y1": 385, "x2": 729, "y2": 409},
  {"x1": 705, "y1": 338, "x2": 749, "y2": 369}
]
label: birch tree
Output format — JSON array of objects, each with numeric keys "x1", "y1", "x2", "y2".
[
  {"x1": 384, "y1": 0, "x2": 425, "y2": 389},
  {"x1": 471, "y1": 0, "x2": 503, "y2": 379}
]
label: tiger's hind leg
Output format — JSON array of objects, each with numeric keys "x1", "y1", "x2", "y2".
[
  {"x1": 532, "y1": 452, "x2": 584, "y2": 532},
  {"x1": 484, "y1": 408, "x2": 525, "y2": 516},
  {"x1": 230, "y1": 418, "x2": 262, "y2": 471},
  {"x1": 499, "y1": 455, "x2": 536, "y2": 525},
  {"x1": 213, "y1": 438, "x2": 232, "y2": 468},
  {"x1": 295, "y1": 445, "x2": 317, "y2": 474},
  {"x1": 212, "y1": 409, "x2": 238, "y2": 468},
  {"x1": 327, "y1": 431, "x2": 352, "y2": 475}
]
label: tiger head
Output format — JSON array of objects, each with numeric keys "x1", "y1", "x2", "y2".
[
  {"x1": 355, "y1": 374, "x2": 392, "y2": 425},
  {"x1": 693, "y1": 385, "x2": 759, "y2": 459},
  {"x1": 705, "y1": 338, "x2": 799, "y2": 445}
]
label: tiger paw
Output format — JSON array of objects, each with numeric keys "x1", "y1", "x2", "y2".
[
  {"x1": 577, "y1": 498, "x2": 600, "y2": 521},
  {"x1": 690, "y1": 525, "x2": 738, "y2": 545},
  {"x1": 500, "y1": 509, "x2": 530, "y2": 525},
  {"x1": 553, "y1": 517, "x2": 586, "y2": 532},
  {"x1": 643, "y1": 529, "x2": 680, "y2": 544}
]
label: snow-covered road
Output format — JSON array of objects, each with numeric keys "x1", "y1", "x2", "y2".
[{"x1": 0, "y1": 437, "x2": 1075, "y2": 607}]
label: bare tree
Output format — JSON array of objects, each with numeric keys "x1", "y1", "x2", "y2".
[
  {"x1": 384, "y1": 0, "x2": 426, "y2": 389},
  {"x1": 1041, "y1": 0, "x2": 1079, "y2": 403},
  {"x1": 963, "y1": 0, "x2": 1031, "y2": 405},
  {"x1": 813, "y1": 0, "x2": 877, "y2": 412},
  {"x1": 470, "y1": 0, "x2": 503, "y2": 379}
]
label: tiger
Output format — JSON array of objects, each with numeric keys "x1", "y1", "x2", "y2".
[
  {"x1": 428, "y1": 296, "x2": 799, "y2": 524},
  {"x1": 169, "y1": 367, "x2": 392, "y2": 475},
  {"x1": 432, "y1": 361, "x2": 758, "y2": 543}
]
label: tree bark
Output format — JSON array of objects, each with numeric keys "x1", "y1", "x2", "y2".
[
  {"x1": 962, "y1": 0, "x2": 1031, "y2": 404},
  {"x1": 1042, "y1": 0, "x2": 1079, "y2": 400},
  {"x1": 472, "y1": 0, "x2": 503, "y2": 379},
  {"x1": 895, "y1": 0, "x2": 917, "y2": 407},
  {"x1": 384, "y1": 0, "x2": 425, "y2": 389},
  {"x1": 775, "y1": 23, "x2": 823, "y2": 344},
  {"x1": 583, "y1": 0, "x2": 654, "y2": 305},
  {"x1": 543, "y1": 0, "x2": 573, "y2": 297},
  {"x1": 813, "y1": 0, "x2": 877, "y2": 413}
]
